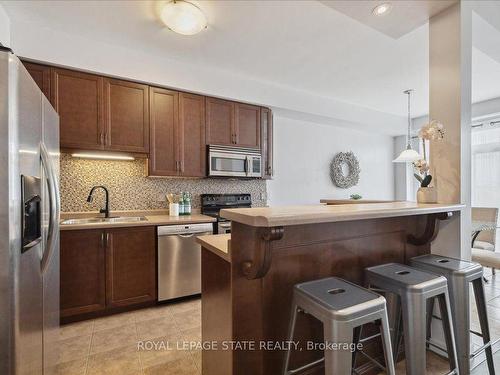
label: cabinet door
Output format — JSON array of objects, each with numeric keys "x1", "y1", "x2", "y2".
[
  {"x1": 106, "y1": 227, "x2": 156, "y2": 308},
  {"x1": 179, "y1": 93, "x2": 206, "y2": 177},
  {"x1": 206, "y1": 97, "x2": 235, "y2": 146},
  {"x1": 23, "y1": 62, "x2": 51, "y2": 100},
  {"x1": 148, "y1": 87, "x2": 179, "y2": 176},
  {"x1": 60, "y1": 230, "x2": 106, "y2": 318},
  {"x1": 52, "y1": 68, "x2": 104, "y2": 150},
  {"x1": 235, "y1": 103, "x2": 261, "y2": 148},
  {"x1": 261, "y1": 107, "x2": 273, "y2": 179},
  {"x1": 104, "y1": 78, "x2": 149, "y2": 153}
]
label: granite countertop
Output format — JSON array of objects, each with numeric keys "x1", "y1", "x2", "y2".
[
  {"x1": 197, "y1": 234, "x2": 231, "y2": 262},
  {"x1": 220, "y1": 201, "x2": 465, "y2": 228},
  {"x1": 60, "y1": 209, "x2": 216, "y2": 231}
]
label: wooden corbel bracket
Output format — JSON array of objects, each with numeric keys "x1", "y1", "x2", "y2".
[
  {"x1": 242, "y1": 226, "x2": 284, "y2": 280},
  {"x1": 407, "y1": 211, "x2": 454, "y2": 246}
]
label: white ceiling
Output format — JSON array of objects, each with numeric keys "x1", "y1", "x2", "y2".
[
  {"x1": 321, "y1": 0, "x2": 457, "y2": 39},
  {"x1": 2, "y1": 0, "x2": 500, "y2": 121}
]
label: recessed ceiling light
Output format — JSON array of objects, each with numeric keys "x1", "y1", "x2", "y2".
[
  {"x1": 372, "y1": 3, "x2": 393, "y2": 16},
  {"x1": 160, "y1": 0, "x2": 207, "y2": 36}
]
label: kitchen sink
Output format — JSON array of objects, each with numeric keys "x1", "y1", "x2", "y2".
[{"x1": 61, "y1": 216, "x2": 148, "y2": 225}]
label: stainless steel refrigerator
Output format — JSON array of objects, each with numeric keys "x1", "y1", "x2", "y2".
[{"x1": 0, "y1": 49, "x2": 60, "y2": 375}]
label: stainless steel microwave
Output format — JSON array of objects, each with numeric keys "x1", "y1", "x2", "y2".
[{"x1": 208, "y1": 145, "x2": 262, "y2": 178}]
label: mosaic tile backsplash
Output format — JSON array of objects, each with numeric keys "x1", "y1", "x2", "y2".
[{"x1": 60, "y1": 154, "x2": 267, "y2": 212}]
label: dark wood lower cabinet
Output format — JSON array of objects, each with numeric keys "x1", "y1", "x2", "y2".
[
  {"x1": 60, "y1": 229, "x2": 106, "y2": 318},
  {"x1": 106, "y1": 227, "x2": 157, "y2": 307},
  {"x1": 60, "y1": 226, "x2": 156, "y2": 322}
]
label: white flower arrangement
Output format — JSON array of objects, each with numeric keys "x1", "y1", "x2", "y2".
[{"x1": 412, "y1": 120, "x2": 445, "y2": 187}]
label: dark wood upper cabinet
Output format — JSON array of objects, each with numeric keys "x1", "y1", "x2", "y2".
[
  {"x1": 60, "y1": 229, "x2": 106, "y2": 318},
  {"x1": 104, "y1": 78, "x2": 149, "y2": 153},
  {"x1": 206, "y1": 97, "x2": 235, "y2": 146},
  {"x1": 206, "y1": 98, "x2": 261, "y2": 149},
  {"x1": 261, "y1": 107, "x2": 273, "y2": 179},
  {"x1": 52, "y1": 68, "x2": 104, "y2": 151},
  {"x1": 148, "y1": 87, "x2": 179, "y2": 176},
  {"x1": 23, "y1": 62, "x2": 51, "y2": 100},
  {"x1": 105, "y1": 227, "x2": 156, "y2": 308},
  {"x1": 235, "y1": 103, "x2": 260, "y2": 148},
  {"x1": 25, "y1": 61, "x2": 272, "y2": 177},
  {"x1": 149, "y1": 90, "x2": 206, "y2": 177},
  {"x1": 179, "y1": 92, "x2": 206, "y2": 177}
]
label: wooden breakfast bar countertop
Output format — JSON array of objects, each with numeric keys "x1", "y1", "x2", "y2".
[
  {"x1": 200, "y1": 202, "x2": 464, "y2": 375},
  {"x1": 220, "y1": 201, "x2": 464, "y2": 227},
  {"x1": 197, "y1": 234, "x2": 231, "y2": 262}
]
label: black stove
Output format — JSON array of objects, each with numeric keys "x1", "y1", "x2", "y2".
[{"x1": 201, "y1": 194, "x2": 252, "y2": 234}]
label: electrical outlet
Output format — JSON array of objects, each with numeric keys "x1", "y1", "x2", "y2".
[{"x1": 157, "y1": 194, "x2": 166, "y2": 202}]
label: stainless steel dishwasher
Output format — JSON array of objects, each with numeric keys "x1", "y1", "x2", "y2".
[{"x1": 157, "y1": 223, "x2": 213, "y2": 301}]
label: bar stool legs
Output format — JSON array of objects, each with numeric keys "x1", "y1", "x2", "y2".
[
  {"x1": 324, "y1": 321, "x2": 353, "y2": 375},
  {"x1": 283, "y1": 299, "x2": 298, "y2": 375},
  {"x1": 410, "y1": 254, "x2": 496, "y2": 374},
  {"x1": 472, "y1": 278, "x2": 495, "y2": 374},
  {"x1": 400, "y1": 293, "x2": 459, "y2": 374},
  {"x1": 366, "y1": 263, "x2": 460, "y2": 375},
  {"x1": 283, "y1": 277, "x2": 396, "y2": 375},
  {"x1": 379, "y1": 311, "x2": 396, "y2": 375},
  {"x1": 400, "y1": 293, "x2": 427, "y2": 374}
]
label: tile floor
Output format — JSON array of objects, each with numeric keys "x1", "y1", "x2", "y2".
[
  {"x1": 51, "y1": 298, "x2": 201, "y2": 375},
  {"x1": 53, "y1": 269, "x2": 500, "y2": 375}
]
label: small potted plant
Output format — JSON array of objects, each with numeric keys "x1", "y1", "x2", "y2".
[{"x1": 413, "y1": 120, "x2": 445, "y2": 203}]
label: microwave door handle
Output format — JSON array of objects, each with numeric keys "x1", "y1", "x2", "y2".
[{"x1": 244, "y1": 156, "x2": 249, "y2": 176}]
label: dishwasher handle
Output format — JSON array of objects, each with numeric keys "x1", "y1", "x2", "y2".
[{"x1": 157, "y1": 223, "x2": 214, "y2": 236}]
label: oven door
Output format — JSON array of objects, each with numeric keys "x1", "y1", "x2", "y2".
[
  {"x1": 217, "y1": 221, "x2": 232, "y2": 234},
  {"x1": 209, "y1": 150, "x2": 248, "y2": 177}
]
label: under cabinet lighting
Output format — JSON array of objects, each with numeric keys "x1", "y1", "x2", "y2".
[
  {"x1": 71, "y1": 153, "x2": 135, "y2": 161},
  {"x1": 372, "y1": 3, "x2": 393, "y2": 16}
]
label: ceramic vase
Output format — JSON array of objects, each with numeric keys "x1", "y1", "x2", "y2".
[{"x1": 417, "y1": 187, "x2": 437, "y2": 203}]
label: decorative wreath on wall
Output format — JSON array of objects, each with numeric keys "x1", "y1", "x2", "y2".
[{"x1": 330, "y1": 151, "x2": 360, "y2": 189}]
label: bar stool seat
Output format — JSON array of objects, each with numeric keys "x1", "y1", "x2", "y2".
[
  {"x1": 366, "y1": 263, "x2": 459, "y2": 375},
  {"x1": 410, "y1": 254, "x2": 496, "y2": 375},
  {"x1": 283, "y1": 277, "x2": 395, "y2": 375}
]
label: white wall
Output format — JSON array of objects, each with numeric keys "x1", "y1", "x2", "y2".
[
  {"x1": 7, "y1": 18, "x2": 406, "y2": 135},
  {"x1": 267, "y1": 116, "x2": 395, "y2": 206},
  {"x1": 0, "y1": 5, "x2": 10, "y2": 47}
]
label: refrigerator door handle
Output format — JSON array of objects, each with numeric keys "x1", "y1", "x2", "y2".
[{"x1": 40, "y1": 143, "x2": 60, "y2": 274}]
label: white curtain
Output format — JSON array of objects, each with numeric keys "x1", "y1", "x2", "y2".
[
  {"x1": 472, "y1": 127, "x2": 500, "y2": 207},
  {"x1": 472, "y1": 126, "x2": 500, "y2": 247}
]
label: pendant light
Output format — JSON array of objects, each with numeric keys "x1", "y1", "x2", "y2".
[{"x1": 393, "y1": 89, "x2": 422, "y2": 163}]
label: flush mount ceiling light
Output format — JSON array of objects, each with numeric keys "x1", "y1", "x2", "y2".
[
  {"x1": 372, "y1": 2, "x2": 393, "y2": 16},
  {"x1": 393, "y1": 89, "x2": 422, "y2": 163},
  {"x1": 160, "y1": 0, "x2": 207, "y2": 36}
]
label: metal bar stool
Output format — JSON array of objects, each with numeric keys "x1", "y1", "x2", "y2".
[
  {"x1": 282, "y1": 277, "x2": 395, "y2": 375},
  {"x1": 366, "y1": 263, "x2": 459, "y2": 375},
  {"x1": 410, "y1": 254, "x2": 496, "y2": 375}
]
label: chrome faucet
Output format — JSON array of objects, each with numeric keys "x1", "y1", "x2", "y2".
[{"x1": 86, "y1": 186, "x2": 110, "y2": 218}]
